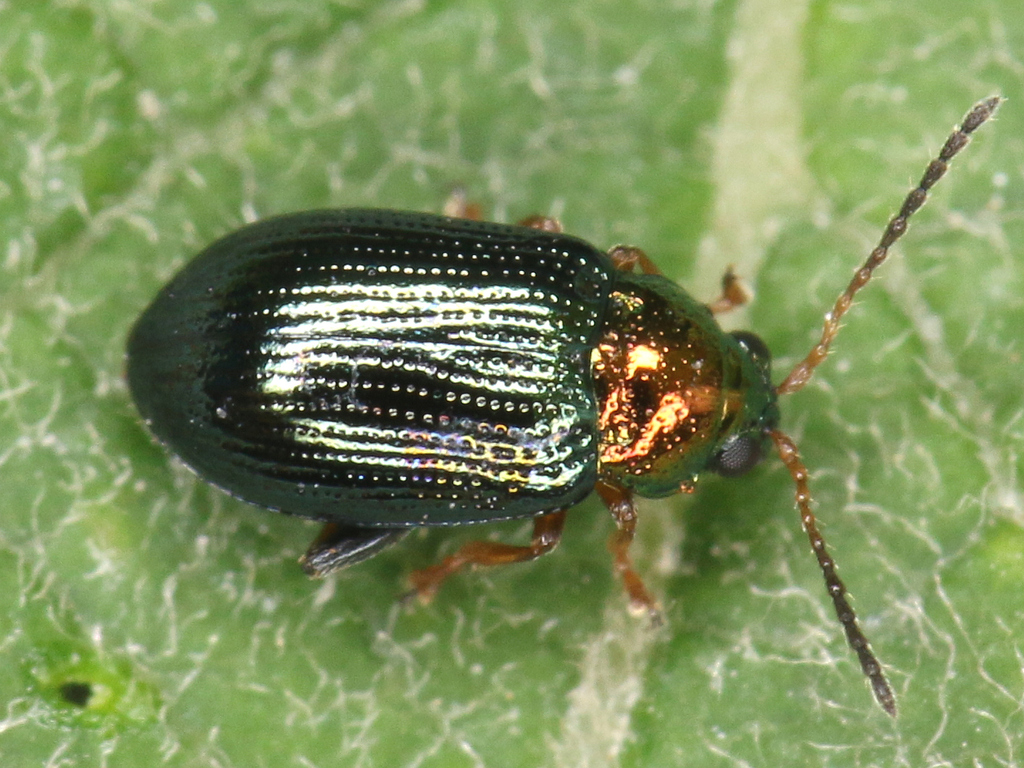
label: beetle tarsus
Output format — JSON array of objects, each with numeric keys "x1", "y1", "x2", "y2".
[
  {"x1": 442, "y1": 188, "x2": 483, "y2": 221},
  {"x1": 607, "y1": 244, "x2": 662, "y2": 275},
  {"x1": 607, "y1": 524, "x2": 663, "y2": 624},
  {"x1": 706, "y1": 267, "x2": 751, "y2": 315},
  {"x1": 517, "y1": 214, "x2": 563, "y2": 232}
]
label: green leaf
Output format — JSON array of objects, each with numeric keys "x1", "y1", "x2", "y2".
[{"x1": 1, "y1": 0, "x2": 1021, "y2": 765}]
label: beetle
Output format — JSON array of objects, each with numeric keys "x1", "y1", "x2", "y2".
[{"x1": 126, "y1": 97, "x2": 999, "y2": 716}]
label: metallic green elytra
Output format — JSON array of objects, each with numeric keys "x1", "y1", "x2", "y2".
[
  {"x1": 131, "y1": 210, "x2": 610, "y2": 524},
  {"x1": 128, "y1": 209, "x2": 774, "y2": 526},
  {"x1": 126, "y1": 96, "x2": 1000, "y2": 717}
]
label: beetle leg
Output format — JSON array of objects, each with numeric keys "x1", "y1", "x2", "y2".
[
  {"x1": 517, "y1": 214, "x2": 563, "y2": 233},
  {"x1": 705, "y1": 267, "x2": 751, "y2": 315},
  {"x1": 607, "y1": 245, "x2": 661, "y2": 276},
  {"x1": 595, "y1": 480, "x2": 662, "y2": 625},
  {"x1": 441, "y1": 193, "x2": 562, "y2": 233},
  {"x1": 300, "y1": 523, "x2": 409, "y2": 577},
  {"x1": 442, "y1": 188, "x2": 483, "y2": 221},
  {"x1": 406, "y1": 510, "x2": 567, "y2": 604}
]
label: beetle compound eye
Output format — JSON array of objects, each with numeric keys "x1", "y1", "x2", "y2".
[
  {"x1": 709, "y1": 434, "x2": 763, "y2": 477},
  {"x1": 730, "y1": 331, "x2": 771, "y2": 366}
]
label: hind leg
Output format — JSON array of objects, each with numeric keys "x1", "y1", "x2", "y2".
[{"x1": 300, "y1": 523, "x2": 409, "y2": 577}]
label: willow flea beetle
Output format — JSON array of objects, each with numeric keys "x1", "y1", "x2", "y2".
[{"x1": 127, "y1": 97, "x2": 1000, "y2": 716}]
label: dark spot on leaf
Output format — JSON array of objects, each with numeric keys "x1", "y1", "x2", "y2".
[{"x1": 59, "y1": 681, "x2": 93, "y2": 707}]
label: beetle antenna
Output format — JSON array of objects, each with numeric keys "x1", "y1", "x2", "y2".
[
  {"x1": 777, "y1": 95, "x2": 1001, "y2": 395},
  {"x1": 770, "y1": 428, "x2": 897, "y2": 716},
  {"x1": 769, "y1": 97, "x2": 1000, "y2": 716}
]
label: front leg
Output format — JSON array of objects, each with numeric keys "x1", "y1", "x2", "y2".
[{"x1": 595, "y1": 480, "x2": 662, "y2": 625}]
